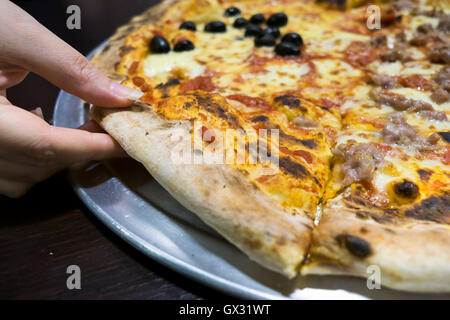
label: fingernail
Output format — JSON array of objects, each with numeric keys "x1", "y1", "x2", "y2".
[{"x1": 110, "y1": 81, "x2": 144, "y2": 101}]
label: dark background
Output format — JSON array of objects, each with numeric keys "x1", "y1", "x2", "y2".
[{"x1": 0, "y1": 0, "x2": 226, "y2": 299}]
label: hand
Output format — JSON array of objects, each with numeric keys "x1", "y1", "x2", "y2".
[{"x1": 0, "y1": 0, "x2": 142, "y2": 197}]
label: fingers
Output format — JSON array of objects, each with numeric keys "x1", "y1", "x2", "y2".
[
  {"x1": 0, "y1": 120, "x2": 125, "y2": 198},
  {"x1": 0, "y1": 157, "x2": 52, "y2": 183},
  {"x1": 0, "y1": 177, "x2": 32, "y2": 198},
  {"x1": 0, "y1": 119, "x2": 125, "y2": 198},
  {"x1": 48, "y1": 126, "x2": 126, "y2": 164},
  {"x1": 1, "y1": 1, "x2": 142, "y2": 107},
  {"x1": 78, "y1": 119, "x2": 106, "y2": 133},
  {"x1": 0, "y1": 62, "x2": 29, "y2": 90}
]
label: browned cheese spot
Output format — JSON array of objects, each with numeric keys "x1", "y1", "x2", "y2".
[
  {"x1": 274, "y1": 95, "x2": 307, "y2": 112},
  {"x1": 417, "y1": 169, "x2": 433, "y2": 182}
]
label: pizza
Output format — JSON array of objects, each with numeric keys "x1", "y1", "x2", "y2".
[{"x1": 90, "y1": 0, "x2": 450, "y2": 292}]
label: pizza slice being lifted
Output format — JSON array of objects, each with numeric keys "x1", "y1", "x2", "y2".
[{"x1": 90, "y1": 0, "x2": 450, "y2": 292}]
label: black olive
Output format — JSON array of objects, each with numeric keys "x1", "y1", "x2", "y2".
[
  {"x1": 204, "y1": 21, "x2": 227, "y2": 33},
  {"x1": 264, "y1": 27, "x2": 280, "y2": 38},
  {"x1": 233, "y1": 17, "x2": 248, "y2": 28},
  {"x1": 274, "y1": 42, "x2": 300, "y2": 56},
  {"x1": 267, "y1": 12, "x2": 288, "y2": 27},
  {"x1": 254, "y1": 34, "x2": 276, "y2": 47},
  {"x1": 244, "y1": 24, "x2": 264, "y2": 37},
  {"x1": 174, "y1": 39, "x2": 195, "y2": 52},
  {"x1": 150, "y1": 35, "x2": 170, "y2": 53},
  {"x1": 250, "y1": 13, "x2": 265, "y2": 24},
  {"x1": 179, "y1": 21, "x2": 196, "y2": 31},
  {"x1": 393, "y1": 180, "x2": 419, "y2": 199},
  {"x1": 281, "y1": 32, "x2": 303, "y2": 46},
  {"x1": 438, "y1": 132, "x2": 450, "y2": 143},
  {"x1": 224, "y1": 6, "x2": 240, "y2": 17}
]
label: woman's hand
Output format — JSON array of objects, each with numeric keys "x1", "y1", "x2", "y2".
[{"x1": 0, "y1": 0, "x2": 142, "y2": 197}]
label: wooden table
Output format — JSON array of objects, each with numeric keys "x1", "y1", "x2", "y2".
[{"x1": 0, "y1": 0, "x2": 227, "y2": 300}]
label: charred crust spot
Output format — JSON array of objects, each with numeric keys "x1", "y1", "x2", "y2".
[
  {"x1": 156, "y1": 78, "x2": 180, "y2": 89},
  {"x1": 417, "y1": 169, "x2": 433, "y2": 182},
  {"x1": 355, "y1": 211, "x2": 370, "y2": 220},
  {"x1": 383, "y1": 227, "x2": 396, "y2": 234},
  {"x1": 251, "y1": 115, "x2": 269, "y2": 123},
  {"x1": 102, "y1": 44, "x2": 111, "y2": 53},
  {"x1": 360, "y1": 227, "x2": 369, "y2": 234},
  {"x1": 336, "y1": 234, "x2": 372, "y2": 258},
  {"x1": 119, "y1": 45, "x2": 136, "y2": 57},
  {"x1": 393, "y1": 179, "x2": 419, "y2": 199},
  {"x1": 345, "y1": 199, "x2": 400, "y2": 224},
  {"x1": 182, "y1": 102, "x2": 193, "y2": 109},
  {"x1": 438, "y1": 132, "x2": 450, "y2": 143},
  {"x1": 157, "y1": 122, "x2": 176, "y2": 129},
  {"x1": 371, "y1": 214, "x2": 393, "y2": 224},
  {"x1": 300, "y1": 139, "x2": 318, "y2": 149},
  {"x1": 385, "y1": 208, "x2": 399, "y2": 214},
  {"x1": 279, "y1": 157, "x2": 310, "y2": 179},
  {"x1": 125, "y1": 25, "x2": 135, "y2": 32},
  {"x1": 369, "y1": 208, "x2": 400, "y2": 224},
  {"x1": 404, "y1": 194, "x2": 450, "y2": 223},
  {"x1": 301, "y1": 222, "x2": 313, "y2": 230},
  {"x1": 156, "y1": 78, "x2": 180, "y2": 98},
  {"x1": 243, "y1": 237, "x2": 263, "y2": 250},
  {"x1": 115, "y1": 34, "x2": 127, "y2": 41},
  {"x1": 274, "y1": 95, "x2": 307, "y2": 111},
  {"x1": 346, "y1": 196, "x2": 379, "y2": 212},
  {"x1": 279, "y1": 131, "x2": 318, "y2": 149},
  {"x1": 194, "y1": 94, "x2": 241, "y2": 129},
  {"x1": 319, "y1": 105, "x2": 332, "y2": 113},
  {"x1": 313, "y1": 176, "x2": 321, "y2": 186}
]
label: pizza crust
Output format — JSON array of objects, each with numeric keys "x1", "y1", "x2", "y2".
[
  {"x1": 303, "y1": 201, "x2": 450, "y2": 292},
  {"x1": 91, "y1": 104, "x2": 312, "y2": 278}
]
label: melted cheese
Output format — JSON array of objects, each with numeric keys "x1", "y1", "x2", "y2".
[
  {"x1": 124, "y1": 0, "x2": 450, "y2": 213},
  {"x1": 389, "y1": 87, "x2": 450, "y2": 112},
  {"x1": 143, "y1": 50, "x2": 206, "y2": 82},
  {"x1": 313, "y1": 59, "x2": 362, "y2": 86}
]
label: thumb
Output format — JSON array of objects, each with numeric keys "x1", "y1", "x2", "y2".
[
  {"x1": 48, "y1": 125, "x2": 126, "y2": 164},
  {"x1": 3, "y1": 1, "x2": 142, "y2": 107}
]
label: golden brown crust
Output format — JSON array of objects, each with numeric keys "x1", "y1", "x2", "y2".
[
  {"x1": 303, "y1": 197, "x2": 450, "y2": 292},
  {"x1": 91, "y1": 103, "x2": 312, "y2": 278}
]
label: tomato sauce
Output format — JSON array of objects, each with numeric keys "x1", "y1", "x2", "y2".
[
  {"x1": 227, "y1": 94, "x2": 273, "y2": 111},
  {"x1": 179, "y1": 76, "x2": 215, "y2": 93},
  {"x1": 280, "y1": 146, "x2": 313, "y2": 164},
  {"x1": 399, "y1": 75, "x2": 431, "y2": 91}
]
